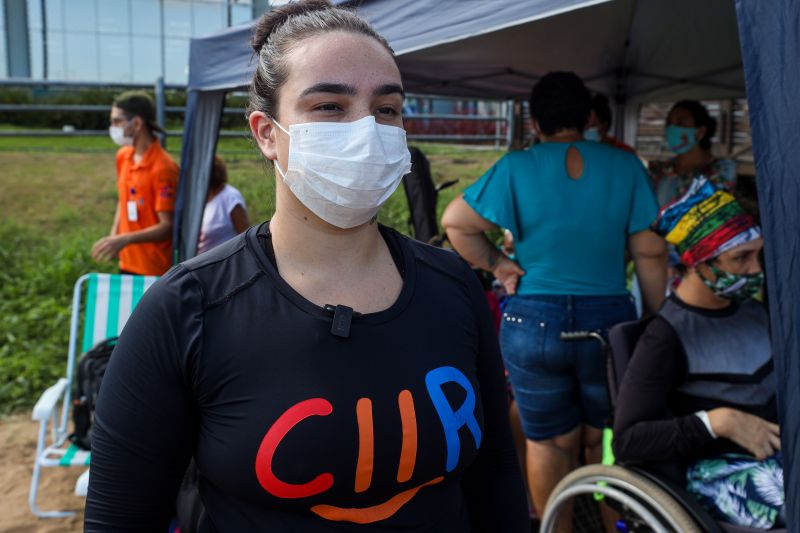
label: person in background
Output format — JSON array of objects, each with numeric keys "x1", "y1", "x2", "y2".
[
  {"x1": 584, "y1": 93, "x2": 636, "y2": 154},
  {"x1": 442, "y1": 71, "x2": 667, "y2": 520},
  {"x1": 650, "y1": 100, "x2": 736, "y2": 206},
  {"x1": 91, "y1": 91, "x2": 179, "y2": 276},
  {"x1": 197, "y1": 156, "x2": 250, "y2": 255},
  {"x1": 614, "y1": 177, "x2": 784, "y2": 530}
]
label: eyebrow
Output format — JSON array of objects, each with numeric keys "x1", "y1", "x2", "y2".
[
  {"x1": 374, "y1": 83, "x2": 405, "y2": 98},
  {"x1": 299, "y1": 82, "x2": 405, "y2": 98},
  {"x1": 300, "y1": 83, "x2": 357, "y2": 97}
]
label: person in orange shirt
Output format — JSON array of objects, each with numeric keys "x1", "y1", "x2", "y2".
[
  {"x1": 584, "y1": 92, "x2": 637, "y2": 154},
  {"x1": 91, "y1": 91, "x2": 179, "y2": 276}
]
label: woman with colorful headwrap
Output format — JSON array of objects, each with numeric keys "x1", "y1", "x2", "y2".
[{"x1": 613, "y1": 177, "x2": 785, "y2": 529}]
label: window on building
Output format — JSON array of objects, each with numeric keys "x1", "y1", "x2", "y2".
[
  {"x1": 164, "y1": 37, "x2": 190, "y2": 84},
  {"x1": 46, "y1": 31, "x2": 66, "y2": 79},
  {"x1": 193, "y1": 1, "x2": 226, "y2": 37},
  {"x1": 99, "y1": 34, "x2": 132, "y2": 83},
  {"x1": 26, "y1": 0, "x2": 41, "y2": 30},
  {"x1": 131, "y1": 35, "x2": 161, "y2": 82},
  {"x1": 28, "y1": 28, "x2": 43, "y2": 79},
  {"x1": 131, "y1": 0, "x2": 162, "y2": 37},
  {"x1": 97, "y1": 0, "x2": 131, "y2": 34},
  {"x1": 64, "y1": 0, "x2": 96, "y2": 33},
  {"x1": 164, "y1": 0, "x2": 192, "y2": 38},
  {"x1": 64, "y1": 32, "x2": 98, "y2": 80},
  {"x1": 45, "y1": 0, "x2": 64, "y2": 31}
]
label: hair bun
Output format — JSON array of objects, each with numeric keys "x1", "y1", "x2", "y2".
[{"x1": 251, "y1": 0, "x2": 333, "y2": 54}]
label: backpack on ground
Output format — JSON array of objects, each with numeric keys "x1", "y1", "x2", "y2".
[{"x1": 69, "y1": 337, "x2": 117, "y2": 450}]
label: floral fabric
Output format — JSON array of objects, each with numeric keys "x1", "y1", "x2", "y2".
[
  {"x1": 650, "y1": 157, "x2": 736, "y2": 207},
  {"x1": 687, "y1": 453, "x2": 784, "y2": 529}
]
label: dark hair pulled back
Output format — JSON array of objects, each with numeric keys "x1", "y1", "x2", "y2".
[
  {"x1": 529, "y1": 72, "x2": 591, "y2": 136},
  {"x1": 671, "y1": 100, "x2": 717, "y2": 151},
  {"x1": 247, "y1": 0, "x2": 394, "y2": 119},
  {"x1": 209, "y1": 155, "x2": 228, "y2": 191}
]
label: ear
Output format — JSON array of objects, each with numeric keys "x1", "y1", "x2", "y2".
[
  {"x1": 531, "y1": 120, "x2": 543, "y2": 137},
  {"x1": 249, "y1": 111, "x2": 278, "y2": 161},
  {"x1": 694, "y1": 261, "x2": 716, "y2": 282},
  {"x1": 694, "y1": 125, "x2": 707, "y2": 142},
  {"x1": 130, "y1": 115, "x2": 144, "y2": 135}
]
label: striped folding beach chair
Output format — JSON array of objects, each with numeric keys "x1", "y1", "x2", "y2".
[{"x1": 29, "y1": 272, "x2": 158, "y2": 518}]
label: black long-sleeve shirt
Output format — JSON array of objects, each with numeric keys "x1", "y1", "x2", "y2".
[
  {"x1": 85, "y1": 223, "x2": 528, "y2": 532},
  {"x1": 613, "y1": 297, "x2": 777, "y2": 483}
]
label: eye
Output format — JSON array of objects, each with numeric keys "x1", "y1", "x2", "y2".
[
  {"x1": 376, "y1": 106, "x2": 399, "y2": 117},
  {"x1": 313, "y1": 103, "x2": 343, "y2": 112}
]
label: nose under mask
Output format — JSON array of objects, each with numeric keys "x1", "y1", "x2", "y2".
[{"x1": 272, "y1": 116, "x2": 412, "y2": 229}]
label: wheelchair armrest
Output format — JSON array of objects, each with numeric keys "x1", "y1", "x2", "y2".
[
  {"x1": 628, "y1": 465, "x2": 724, "y2": 533},
  {"x1": 32, "y1": 378, "x2": 68, "y2": 421}
]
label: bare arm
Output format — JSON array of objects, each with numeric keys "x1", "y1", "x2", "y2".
[
  {"x1": 628, "y1": 230, "x2": 668, "y2": 315},
  {"x1": 708, "y1": 408, "x2": 781, "y2": 460},
  {"x1": 110, "y1": 203, "x2": 120, "y2": 237},
  {"x1": 92, "y1": 212, "x2": 174, "y2": 263},
  {"x1": 441, "y1": 195, "x2": 525, "y2": 294},
  {"x1": 230, "y1": 204, "x2": 251, "y2": 234},
  {"x1": 123, "y1": 211, "x2": 174, "y2": 244}
]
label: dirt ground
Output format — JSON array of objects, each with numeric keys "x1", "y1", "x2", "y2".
[{"x1": 0, "y1": 413, "x2": 83, "y2": 532}]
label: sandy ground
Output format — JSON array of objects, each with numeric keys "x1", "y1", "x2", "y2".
[{"x1": 0, "y1": 413, "x2": 84, "y2": 532}]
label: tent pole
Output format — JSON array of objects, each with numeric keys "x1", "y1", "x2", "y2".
[
  {"x1": 494, "y1": 102, "x2": 501, "y2": 150},
  {"x1": 505, "y1": 99, "x2": 514, "y2": 150},
  {"x1": 155, "y1": 76, "x2": 166, "y2": 149}
]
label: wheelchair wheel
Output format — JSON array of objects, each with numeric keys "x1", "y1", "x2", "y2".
[{"x1": 541, "y1": 464, "x2": 702, "y2": 533}]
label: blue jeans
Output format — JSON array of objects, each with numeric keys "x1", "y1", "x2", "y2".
[{"x1": 500, "y1": 294, "x2": 636, "y2": 440}]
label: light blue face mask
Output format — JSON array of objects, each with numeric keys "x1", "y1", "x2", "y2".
[
  {"x1": 584, "y1": 127, "x2": 602, "y2": 142},
  {"x1": 665, "y1": 125, "x2": 698, "y2": 154}
]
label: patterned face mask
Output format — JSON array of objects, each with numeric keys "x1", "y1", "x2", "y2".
[{"x1": 700, "y1": 264, "x2": 764, "y2": 301}]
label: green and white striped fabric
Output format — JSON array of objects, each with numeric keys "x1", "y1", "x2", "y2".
[
  {"x1": 58, "y1": 444, "x2": 91, "y2": 467},
  {"x1": 80, "y1": 273, "x2": 158, "y2": 353}
]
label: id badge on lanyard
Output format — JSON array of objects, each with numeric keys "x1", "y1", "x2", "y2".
[{"x1": 127, "y1": 185, "x2": 138, "y2": 222}]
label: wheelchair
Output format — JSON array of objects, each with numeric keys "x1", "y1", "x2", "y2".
[{"x1": 539, "y1": 321, "x2": 787, "y2": 533}]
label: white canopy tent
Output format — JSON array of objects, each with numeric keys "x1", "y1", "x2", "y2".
[
  {"x1": 375, "y1": 0, "x2": 742, "y2": 144},
  {"x1": 372, "y1": 0, "x2": 742, "y2": 101}
]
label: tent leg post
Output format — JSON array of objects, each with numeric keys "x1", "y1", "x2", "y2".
[
  {"x1": 155, "y1": 76, "x2": 166, "y2": 149},
  {"x1": 506, "y1": 99, "x2": 514, "y2": 150}
]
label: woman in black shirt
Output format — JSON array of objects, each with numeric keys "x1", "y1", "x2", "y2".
[{"x1": 84, "y1": 1, "x2": 528, "y2": 531}]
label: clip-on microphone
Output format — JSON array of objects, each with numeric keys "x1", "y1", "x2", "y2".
[{"x1": 325, "y1": 304, "x2": 357, "y2": 338}]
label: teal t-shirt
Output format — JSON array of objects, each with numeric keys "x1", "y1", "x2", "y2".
[{"x1": 463, "y1": 141, "x2": 658, "y2": 296}]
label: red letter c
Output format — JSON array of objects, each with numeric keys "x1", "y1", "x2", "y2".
[{"x1": 255, "y1": 398, "x2": 334, "y2": 498}]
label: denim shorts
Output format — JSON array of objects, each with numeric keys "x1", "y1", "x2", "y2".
[{"x1": 499, "y1": 294, "x2": 636, "y2": 441}]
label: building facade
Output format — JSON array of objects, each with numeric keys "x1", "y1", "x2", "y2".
[{"x1": 1, "y1": 0, "x2": 268, "y2": 85}]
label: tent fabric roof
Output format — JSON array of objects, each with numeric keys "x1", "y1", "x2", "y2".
[{"x1": 188, "y1": 0, "x2": 744, "y2": 102}]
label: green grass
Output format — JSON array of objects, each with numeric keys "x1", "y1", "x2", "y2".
[
  {"x1": 0, "y1": 126, "x2": 255, "y2": 154},
  {"x1": 0, "y1": 135, "x2": 504, "y2": 414}
]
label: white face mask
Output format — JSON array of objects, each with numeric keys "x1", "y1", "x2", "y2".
[
  {"x1": 584, "y1": 126, "x2": 602, "y2": 142},
  {"x1": 272, "y1": 116, "x2": 412, "y2": 229},
  {"x1": 109, "y1": 126, "x2": 134, "y2": 147}
]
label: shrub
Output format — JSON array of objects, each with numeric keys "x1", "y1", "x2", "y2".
[{"x1": 0, "y1": 221, "x2": 102, "y2": 414}]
